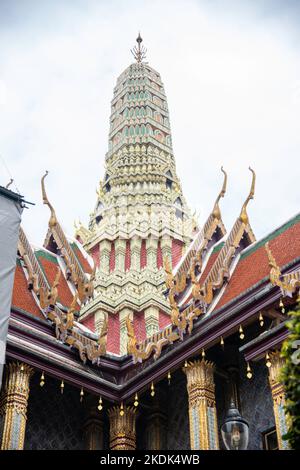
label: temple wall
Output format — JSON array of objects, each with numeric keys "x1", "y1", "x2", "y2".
[
  {"x1": 238, "y1": 359, "x2": 275, "y2": 450},
  {"x1": 166, "y1": 374, "x2": 190, "y2": 450},
  {"x1": 24, "y1": 374, "x2": 85, "y2": 450}
]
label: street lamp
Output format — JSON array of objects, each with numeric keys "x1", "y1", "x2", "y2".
[{"x1": 221, "y1": 401, "x2": 249, "y2": 450}]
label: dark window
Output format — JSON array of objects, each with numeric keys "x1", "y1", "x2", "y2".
[
  {"x1": 166, "y1": 170, "x2": 173, "y2": 189},
  {"x1": 262, "y1": 428, "x2": 278, "y2": 450},
  {"x1": 175, "y1": 197, "x2": 183, "y2": 220}
]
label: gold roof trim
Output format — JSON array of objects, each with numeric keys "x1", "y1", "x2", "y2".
[
  {"x1": 127, "y1": 168, "x2": 258, "y2": 364},
  {"x1": 41, "y1": 171, "x2": 95, "y2": 304},
  {"x1": 18, "y1": 226, "x2": 106, "y2": 363},
  {"x1": 18, "y1": 226, "x2": 61, "y2": 312},
  {"x1": 265, "y1": 241, "x2": 300, "y2": 296}
]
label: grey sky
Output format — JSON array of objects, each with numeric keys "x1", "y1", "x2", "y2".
[{"x1": 0, "y1": 0, "x2": 299, "y2": 246}]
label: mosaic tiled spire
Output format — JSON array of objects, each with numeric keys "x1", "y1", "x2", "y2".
[{"x1": 79, "y1": 36, "x2": 194, "y2": 353}]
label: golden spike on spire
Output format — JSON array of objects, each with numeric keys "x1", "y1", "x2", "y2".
[
  {"x1": 212, "y1": 167, "x2": 227, "y2": 220},
  {"x1": 131, "y1": 32, "x2": 147, "y2": 63},
  {"x1": 5, "y1": 178, "x2": 13, "y2": 189},
  {"x1": 41, "y1": 171, "x2": 57, "y2": 228},
  {"x1": 239, "y1": 167, "x2": 256, "y2": 224}
]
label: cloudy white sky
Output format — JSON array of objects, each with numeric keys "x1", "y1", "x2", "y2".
[{"x1": 0, "y1": 0, "x2": 299, "y2": 246}]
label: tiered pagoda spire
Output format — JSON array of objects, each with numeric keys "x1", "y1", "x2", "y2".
[{"x1": 77, "y1": 36, "x2": 194, "y2": 352}]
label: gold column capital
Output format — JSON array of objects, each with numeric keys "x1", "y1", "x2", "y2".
[
  {"x1": 183, "y1": 359, "x2": 216, "y2": 407},
  {"x1": 3, "y1": 362, "x2": 34, "y2": 415},
  {"x1": 268, "y1": 351, "x2": 285, "y2": 388},
  {"x1": 108, "y1": 405, "x2": 136, "y2": 450},
  {"x1": 1, "y1": 362, "x2": 34, "y2": 450},
  {"x1": 184, "y1": 359, "x2": 219, "y2": 450}
]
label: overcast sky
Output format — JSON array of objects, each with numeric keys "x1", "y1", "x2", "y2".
[{"x1": 0, "y1": 0, "x2": 299, "y2": 246}]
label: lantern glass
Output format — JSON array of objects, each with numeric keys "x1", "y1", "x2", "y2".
[{"x1": 221, "y1": 402, "x2": 249, "y2": 450}]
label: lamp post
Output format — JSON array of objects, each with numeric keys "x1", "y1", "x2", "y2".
[{"x1": 221, "y1": 401, "x2": 249, "y2": 450}]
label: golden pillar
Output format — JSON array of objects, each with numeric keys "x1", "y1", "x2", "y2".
[
  {"x1": 108, "y1": 405, "x2": 136, "y2": 450},
  {"x1": 1, "y1": 362, "x2": 33, "y2": 450},
  {"x1": 268, "y1": 351, "x2": 289, "y2": 450},
  {"x1": 184, "y1": 359, "x2": 219, "y2": 450}
]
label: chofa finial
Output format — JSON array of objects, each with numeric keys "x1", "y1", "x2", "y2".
[
  {"x1": 5, "y1": 178, "x2": 13, "y2": 189},
  {"x1": 131, "y1": 32, "x2": 147, "y2": 63},
  {"x1": 212, "y1": 167, "x2": 227, "y2": 220},
  {"x1": 239, "y1": 167, "x2": 256, "y2": 224},
  {"x1": 41, "y1": 170, "x2": 58, "y2": 228}
]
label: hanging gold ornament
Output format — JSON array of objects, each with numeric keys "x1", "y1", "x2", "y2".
[
  {"x1": 150, "y1": 382, "x2": 155, "y2": 397},
  {"x1": 134, "y1": 393, "x2": 139, "y2": 407},
  {"x1": 266, "y1": 352, "x2": 272, "y2": 368},
  {"x1": 60, "y1": 380, "x2": 64, "y2": 394},
  {"x1": 246, "y1": 362, "x2": 253, "y2": 379},
  {"x1": 279, "y1": 299, "x2": 285, "y2": 314},
  {"x1": 40, "y1": 371, "x2": 45, "y2": 387},
  {"x1": 184, "y1": 360, "x2": 188, "y2": 368},
  {"x1": 259, "y1": 312, "x2": 264, "y2": 327},
  {"x1": 80, "y1": 387, "x2": 84, "y2": 402},
  {"x1": 167, "y1": 371, "x2": 171, "y2": 385},
  {"x1": 120, "y1": 402, "x2": 124, "y2": 416},
  {"x1": 220, "y1": 336, "x2": 224, "y2": 347},
  {"x1": 201, "y1": 348, "x2": 205, "y2": 358},
  {"x1": 98, "y1": 396, "x2": 103, "y2": 411},
  {"x1": 20, "y1": 364, "x2": 24, "y2": 372},
  {"x1": 239, "y1": 325, "x2": 245, "y2": 340}
]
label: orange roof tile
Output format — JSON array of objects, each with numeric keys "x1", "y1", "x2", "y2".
[
  {"x1": 12, "y1": 261, "x2": 44, "y2": 320},
  {"x1": 70, "y1": 242, "x2": 92, "y2": 274},
  {"x1": 199, "y1": 243, "x2": 223, "y2": 284},
  {"x1": 215, "y1": 214, "x2": 300, "y2": 310}
]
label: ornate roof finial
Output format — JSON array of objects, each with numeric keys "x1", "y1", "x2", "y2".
[
  {"x1": 212, "y1": 167, "x2": 227, "y2": 220},
  {"x1": 131, "y1": 32, "x2": 147, "y2": 63},
  {"x1": 239, "y1": 167, "x2": 256, "y2": 225},
  {"x1": 5, "y1": 178, "x2": 13, "y2": 189},
  {"x1": 41, "y1": 171, "x2": 58, "y2": 228}
]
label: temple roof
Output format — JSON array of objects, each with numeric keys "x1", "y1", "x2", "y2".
[
  {"x1": 214, "y1": 213, "x2": 300, "y2": 312},
  {"x1": 10, "y1": 164, "x2": 300, "y2": 361},
  {"x1": 12, "y1": 259, "x2": 44, "y2": 320}
]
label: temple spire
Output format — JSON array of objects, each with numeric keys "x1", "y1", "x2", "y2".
[{"x1": 131, "y1": 32, "x2": 147, "y2": 63}]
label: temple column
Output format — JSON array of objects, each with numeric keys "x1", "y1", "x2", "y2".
[
  {"x1": 146, "y1": 238, "x2": 158, "y2": 271},
  {"x1": 83, "y1": 410, "x2": 104, "y2": 450},
  {"x1": 108, "y1": 405, "x2": 136, "y2": 450},
  {"x1": 144, "y1": 306, "x2": 159, "y2": 337},
  {"x1": 160, "y1": 236, "x2": 172, "y2": 266},
  {"x1": 268, "y1": 351, "x2": 289, "y2": 450},
  {"x1": 184, "y1": 359, "x2": 219, "y2": 450},
  {"x1": 130, "y1": 237, "x2": 142, "y2": 271},
  {"x1": 119, "y1": 308, "x2": 133, "y2": 355},
  {"x1": 99, "y1": 240, "x2": 111, "y2": 274},
  {"x1": 1, "y1": 362, "x2": 33, "y2": 450},
  {"x1": 115, "y1": 239, "x2": 126, "y2": 273}
]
